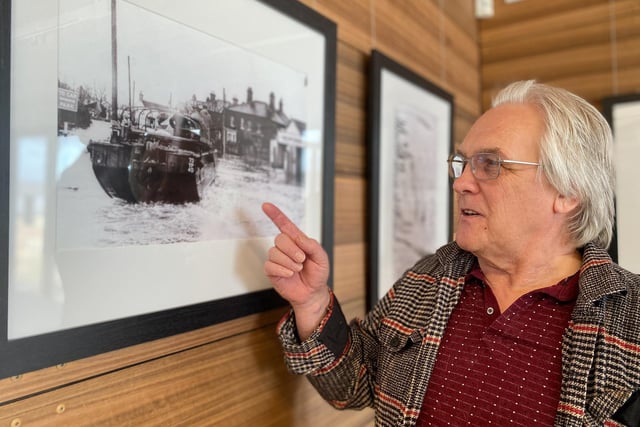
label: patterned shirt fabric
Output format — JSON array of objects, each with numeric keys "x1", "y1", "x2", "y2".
[
  {"x1": 277, "y1": 242, "x2": 640, "y2": 426},
  {"x1": 417, "y1": 266, "x2": 579, "y2": 426}
]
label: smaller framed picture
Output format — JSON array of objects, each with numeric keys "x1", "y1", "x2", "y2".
[
  {"x1": 603, "y1": 93, "x2": 640, "y2": 270},
  {"x1": 367, "y1": 50, "x2": 454, "y2": 309}
]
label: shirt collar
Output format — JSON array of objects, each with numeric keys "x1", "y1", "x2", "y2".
[{"x1": 467, "y1": 263, "x2": 580, "y2": 303}]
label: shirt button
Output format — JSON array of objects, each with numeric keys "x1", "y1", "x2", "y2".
[{"x1": 487, "y1": 307, "x2": 495, "y2": 315}]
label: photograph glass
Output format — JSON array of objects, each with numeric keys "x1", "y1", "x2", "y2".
[
  {"x1": 367, "y1": 50, "x2": 453, "y2": 309},
  {"x1": 603, "y1": 94, "x2": 640, "y2": 271},
  {"x1": 1, "y1": 0, "x2": 336, "y2": 377}
]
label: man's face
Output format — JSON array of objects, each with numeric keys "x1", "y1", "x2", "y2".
[{"x1": 452, "y1": 103, "x2": 561, "y2": 262}]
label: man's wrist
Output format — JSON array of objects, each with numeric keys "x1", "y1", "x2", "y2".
[{"x1": 293, "y1": 287, "x2": 332, "y2": 340}]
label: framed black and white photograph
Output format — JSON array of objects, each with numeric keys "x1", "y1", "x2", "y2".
[
  {"x1": 0, "y1": 0, "x2": 336, "y2": 378},
  {"x1": 367, "y1": 50, "x2": 453, "y2": 309},
  {"x1": 603, "y1": 93, "x2": 640, "y2": 271}
]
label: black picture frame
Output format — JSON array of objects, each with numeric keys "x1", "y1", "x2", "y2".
[
  {"x1": 602, "y1": 93, "x2": 640, "y2": 267},
  {"x1": 0, "y1": 0, "x2": 336, "y2": 378},
  {"x1": 367, "y1": 50, "x2": 454, "y2": 310}
]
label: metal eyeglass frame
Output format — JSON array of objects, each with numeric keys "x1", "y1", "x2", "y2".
[{"x1": 447, "y1": 152, "x2": 540, "y2": 180}]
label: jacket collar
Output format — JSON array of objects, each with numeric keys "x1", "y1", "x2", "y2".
[
  {"x1": 576, "y1": 242, "x2": 629, "y2": 306},
  {"x1": 437, "y1": 241, "x2": 629, "y2": 305}
]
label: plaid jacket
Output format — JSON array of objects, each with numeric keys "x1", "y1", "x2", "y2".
[{"x1": 277, "y1": 242, "x2": 640, "y2": 426}]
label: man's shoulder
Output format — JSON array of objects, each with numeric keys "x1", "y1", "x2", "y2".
[
  {"x1": 611, "y1": 262, "x2": 640, "y2": 299},
  {"x1": 580, "y1": 242, "x2": 640, "y2": 297},
  {"x1": 410, "y1": 241, "x2": 475, "y2": 275}
]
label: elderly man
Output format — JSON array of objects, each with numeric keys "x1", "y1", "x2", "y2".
[{"x1": 263, "y1": 80, "x2": 640, "y2": 426}]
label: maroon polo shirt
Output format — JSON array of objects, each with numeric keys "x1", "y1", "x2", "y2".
[{"x1": 417, "y1": 264, "x2": 579, "y2": 426}]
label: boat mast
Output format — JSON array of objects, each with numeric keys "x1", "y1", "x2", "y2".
[
  {"x1": 128, "y1": 55, "x2": 132, "y2": 113},
  {"x1": 111, "y1": 0, "x2": 118, "y2": 121}
]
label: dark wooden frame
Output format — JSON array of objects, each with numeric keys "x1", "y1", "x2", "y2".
[
  {"x1": 0, "y1": 0, "x2": 336, "y2": 379},
  {"x1": 367, "y1": 50, "x2": 453, "y2": 310}
]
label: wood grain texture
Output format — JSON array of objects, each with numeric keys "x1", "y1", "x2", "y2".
[
  {"x1": 480, "y1": 0, "x2": 640, "y2": 111},
  {"x1": 481, "y1": 1, "x2": 640, "y2": 62},
  {"x1": 334, "y1": 176, "x2": 366, "y2": 246},
  {"x1": 333, "y1": 242, "x2": 367, "y2": 304},
  {"x1": 0, "y1": 309, "x2": 285, "y2": 405},
  {"x1": 298, "y1": 0, "x2": 373, "y2": 52},
  {"x1": 335, "y1": 44, "x2": 367, "y2": 177},
  {"x1": 372, "y1": 0, "x2": 481, "y2": 119},
  {"x1": 479, "y1": 0, "x2": 609, "y2": 30},
  {"x1": 432, "y1": 0, "x2": 477, "y2": 39},
  {"x1": 0, "y1": 324, "x2": 374, "y2": 427}
]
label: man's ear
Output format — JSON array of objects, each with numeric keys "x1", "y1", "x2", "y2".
[{"x1": 554, "y1": 193, "x2": 580, "y2": 214}]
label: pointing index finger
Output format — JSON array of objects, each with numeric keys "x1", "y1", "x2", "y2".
[{"x1": 262, "y1": 202, "x2": 308, "y2": 242}]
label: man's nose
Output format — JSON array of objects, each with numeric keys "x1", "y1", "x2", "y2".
[{"x1": 452, "y1": 162, "x2": 476, "y2": 193}]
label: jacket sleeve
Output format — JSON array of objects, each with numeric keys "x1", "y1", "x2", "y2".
[
  {"x1": 277, "y1": 290, "x2": 350, "y2": 375},
  {"x1": 277, "y1": 288, "x2": 393, "y2": 410}
]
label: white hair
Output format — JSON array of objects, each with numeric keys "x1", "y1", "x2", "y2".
[{"x1": 492, "y1": 80, "x2": 615, "y2": 249}]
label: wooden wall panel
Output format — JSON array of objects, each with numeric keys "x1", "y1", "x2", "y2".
[
  {"x1": 0, "y1": 325, "x2": 374, "y2": 427},
  {"x1": 0, "y1": 309, "x2": 284, "y2": 404},
  {"x1": 335, "y1": 43, "x2": 367, "y2": 177},
  {"x1": 432, "y1": 0, "x2": 477, "y2": 38},
  {"x1": 480, "y1": 0, "x2": 640, "y2": 111},
  {"x1": 372, "y1": 0, "x2": 481, "y2": 121},
  {"x1": 483, "y1": 38, "x2": 640, "y2": 85},
  {"x1": 481, "y1": 1, "x2": 640, "y2": 62},
  {"x1": 333, "y1": 242, "x2": 367, "y2": 305},
  {"x1": 480, "y1": 0, "x2": 609, "y2": 29},
  {"x1": 455, "y1": 109, "x2": 477, "y2": 146},
  {"x1": 298, "y1": 0, "x2": 373, "y2": 52},
  {"x1": 0, "y1": 1, "x2": 480, "y2": 425},
  {"x1": 373, "y1": 2, "x2": 452, "y2": 93},
  {"x1": 334, "y1": 176, "x2": 366, "y2": 246}
]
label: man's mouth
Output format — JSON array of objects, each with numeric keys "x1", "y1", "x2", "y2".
[{"x1": 461, "y1": 209, "x2": 480, "y2": 216}]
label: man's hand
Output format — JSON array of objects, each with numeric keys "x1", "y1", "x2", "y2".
[{"x1": 262, "y1": 202, "x2": 331, "y2": 340}]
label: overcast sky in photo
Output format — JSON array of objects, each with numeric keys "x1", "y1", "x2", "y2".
[{"x1": 58, "y1": 0, "x2": 307, "y2": 117}]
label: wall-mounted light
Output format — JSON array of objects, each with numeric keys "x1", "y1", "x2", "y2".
[{"x1": 475, "y1": 0, "x2": 494, "y2": 19}]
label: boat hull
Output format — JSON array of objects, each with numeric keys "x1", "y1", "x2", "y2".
[
  {"x1": 87, "y1": 141, "x2": 137, "y2": 203},
  {"x1": 87, "y1": 133, "x2": 216, "y2": 204},
  {"x1": 129, "y1": 140, "x2": 216, "y2": 204}
]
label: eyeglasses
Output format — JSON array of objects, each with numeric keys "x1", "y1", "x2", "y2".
[{"x1": 447, "y1": 152, "x2": 540, "y2": 180}]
